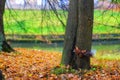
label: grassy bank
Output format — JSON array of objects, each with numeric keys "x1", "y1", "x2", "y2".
[{"x1": 4, "y1": 9, "x2": 120, "y2": 35}]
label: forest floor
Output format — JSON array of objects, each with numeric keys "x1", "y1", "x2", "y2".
[{"x1": 0, "y1": 48, "x2": 120, "y2": 80}]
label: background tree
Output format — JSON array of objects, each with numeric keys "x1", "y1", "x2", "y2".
[
  {"x1": 62, "y1": 0, "x2": 94, "y2": 69},
  {"x1": 0, "y1": 0, "x2": 14, "y2": 52}
]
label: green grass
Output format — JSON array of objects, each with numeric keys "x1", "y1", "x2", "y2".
[
  {"x1": 92, "y1": 44, "x2": 120, "y2": 60},
  {"x1": 4, "y1": 10, "x2": 66, "y2": 35},
  {"x1": 4, "y1": 9, "x2": 120, "y2": 35},
  {"x1": 97, "y1": 54, "x2": 120, "y2": 60},
  {"x1": 93, "y1": 10, "x2": 120, "y2": 34}
]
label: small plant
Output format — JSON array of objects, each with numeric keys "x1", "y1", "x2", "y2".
[
  {"x1": 51, "y1": 65, "x2": 76, "y2": 75},
  {"x1": 111, "y1": 0, "x2": 120, "y2": 4}
]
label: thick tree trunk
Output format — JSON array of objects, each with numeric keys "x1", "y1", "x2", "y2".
[
  {"x1": 75, "y1": 0, "x2": 94, "y2": 69},
  {"x1": 0, "y1": 0, "x2": 14, "y2": 52},
  {"x1": 61, "y1": 0, "x2": 78, "y2": 65},
  {"x1": 62, "y1": 0, "x2": 94, "y2": 69}
]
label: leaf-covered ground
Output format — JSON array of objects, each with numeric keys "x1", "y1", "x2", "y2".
[{"x1": 0, "y1": 48, "x2": 120, "y2": 80}]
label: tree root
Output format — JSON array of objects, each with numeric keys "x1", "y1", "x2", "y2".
[{"x1": 2, "y1": 41, "x2": 15, "y2": 53}]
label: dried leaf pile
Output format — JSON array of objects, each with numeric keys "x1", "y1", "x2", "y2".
[{"x1": 0, "y1": 48, "x2": 120, "y2": 80}]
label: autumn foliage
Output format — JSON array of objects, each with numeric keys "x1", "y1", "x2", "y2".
[{"x1": 0, "y1": 48, "x2": 120, "y2": 80}]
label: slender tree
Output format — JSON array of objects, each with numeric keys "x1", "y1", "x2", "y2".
[
  {"x1": 62, "y1": 0, "x2": 94, "y2": 69},
  {"x1": 0, "y1": 0, "x2": 14, "y2": 52}
]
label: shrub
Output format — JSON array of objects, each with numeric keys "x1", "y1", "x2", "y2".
[{"x1": 111, "y1": 0, "x2": 120, "y2": 3}]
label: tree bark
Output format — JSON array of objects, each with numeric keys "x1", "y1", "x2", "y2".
[
  {"x1": 0, "y1": 0, "x2": 14, "y2": 52},
  {"x1": 75, "y1": 0, "x2": 94, "y2": 69},
  {"x1": 0, "y1": 70, "x2": 4, "y2": 80},
  {"x1": 62, "y1": 0, "x2": 94, "y2": 69},
  {"x1": 61, "y1": 0, "x2": 78, "y2": 65}
]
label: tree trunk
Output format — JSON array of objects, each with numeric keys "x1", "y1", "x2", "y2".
[
  {"x1": 0, "y1": 70, "x2": 4, "y2": 80},
  {"x1": 62, "y1": 0, "x2": 94, "y2": 69},
  {"x1": 0, "y1": 0, "x2": 14, "y2": 52},
  {"x1": 75, "y1": 0, "x2": 94, "y2": 69},
  {"x1": 61, "y1": 0, "x2": 78, "y2": 65}
]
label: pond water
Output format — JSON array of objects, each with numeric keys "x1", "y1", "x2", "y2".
[{"x1": 10, "y1": 41, "x2": 120, "y2": 54}]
